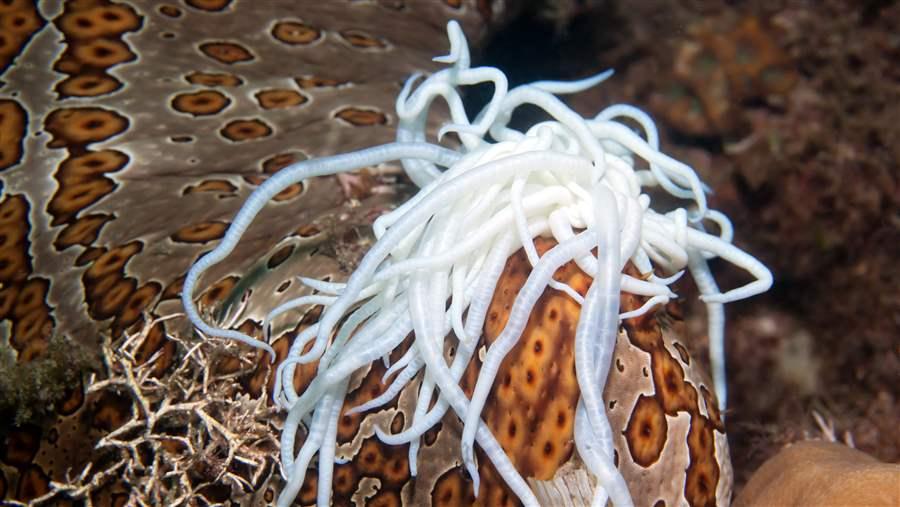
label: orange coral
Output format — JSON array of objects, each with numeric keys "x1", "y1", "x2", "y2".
[{"x1": 651, "y1": 15, "x2": 798, "y2": 137}]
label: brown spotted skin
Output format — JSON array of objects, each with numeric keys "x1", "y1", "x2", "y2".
[
  {"x1": 463, "y1": 241, "x2": 587, "y2": 492},
  {"x1": 444, "y1": 238, "x2": 732, "y2": 506},
  {"x1": 1, "y1": 0, "x2": 501, "y2": 363},
  {"x1": 0, "y1": 0, "x2": 45, "y2": 76},
  {"x1": 0, "y1": 194, "x2": 54, "y2": 361},
  {"x1": 0, "y1": 99, "x2": 27, "y2": 171},
  {"x1": 0, "y1": 229, "x2": 728, "y2": 505},
  {"x1": 251, "y1": 239, "x2": 729, "y2": 506},
  {"x1": 0, "y1": 1, "x2": 512, "y2": 505},
  {"x1": 617, "y1": 281, "x2": 731, "y2": 507}
]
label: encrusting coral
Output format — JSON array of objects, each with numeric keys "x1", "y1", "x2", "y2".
[
  {"x1": 734, "y1": 440, "x2": 900, "y2": 507},
  {"x1": 0, "y1": 334, "x2": 94, "y2": 425},
  {"x1": 183, "y1": 21, "x2": 772, "y2": 507},
  {"x1": 0, "y1": 316, "x2": 279, "y2": 506}
]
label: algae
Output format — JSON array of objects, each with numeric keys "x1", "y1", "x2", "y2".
[{"x1": 0, "y1": 334, "x2": 96, "y2": 425}]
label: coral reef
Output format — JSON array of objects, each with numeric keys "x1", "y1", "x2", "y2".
[{"x1": 649, "y1": 15, "x2": 798, "y2": 139}]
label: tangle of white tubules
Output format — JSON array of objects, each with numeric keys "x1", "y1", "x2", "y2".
[{"x1": 182, "y1": 21, "x2": 771, "y2": 507}]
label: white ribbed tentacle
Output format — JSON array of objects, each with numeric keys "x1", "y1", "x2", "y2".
[{"x1": 182, "y1": 142, "x2": 460, "y2": 357}]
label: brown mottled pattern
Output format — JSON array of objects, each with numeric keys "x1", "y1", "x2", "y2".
[
  {"x1": 618, "y1": 268, "x2": 732, "y2": 507},
  {"x1": 474, "y1": 240, "x2": 584, "y2": 483},
  {"x1": 0, "y1": 100, "x2": 26, "y2": 171},
  {"x1": 271, "y1": 20, "x2": 322, "y2": 46},
  {"x1": 334, "y1": 106, "x2": 390, "y2": 127},
  {"x1": 444, "y1": 238, "x2": 732, "y2": 506},
  {"x1": 199, "y1": 40, "x2": 255, "y2": 64},
  {"x1": 0, "y1": 0, "x2": 498, "y2": 362},
  {"x1": 0, "y1": 0, "x2": 45, "y2": 76},
  {"x1": 0, "y1": 194, "x2": 53, "y2": 361},
  {"x1": 429, "y1": 238, "x2": 733, "y2": 507},
  {"x1": 171, "y1": 89, "x2": 232, "y2": 116},
  {"x1": 255, "y1": 89, "x2": 308, "y2": 110},
  {"x1": 53, "y1": 1, "x2": 140, "y2": 99},
  {"x1": 339, "y1": 30, "x2": 390, "y2": 50}
]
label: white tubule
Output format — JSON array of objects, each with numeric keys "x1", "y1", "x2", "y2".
[{"x1": 181, "y1": 20, "x2": 772, "y2": 507}]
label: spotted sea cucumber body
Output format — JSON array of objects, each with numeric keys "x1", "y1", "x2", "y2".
[
  {"x1": 0, "y1": 0, "x2": 499, "y2": 364},
  {"x1": 0, "y1": 238, "x2": 731, "y2": 506},
  {"x1": 447, "y1": 238, "x2": 732, "y2": 507}
]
